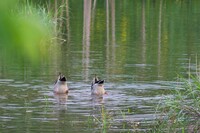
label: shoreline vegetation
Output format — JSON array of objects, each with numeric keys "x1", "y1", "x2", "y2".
[{"x1": 151, "y1": 62, "x2": 200, "y2": 132}]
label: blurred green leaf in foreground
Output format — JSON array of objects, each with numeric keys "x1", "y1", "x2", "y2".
[{"x1": 0, "y1": 0, "x2": 54, "y2": 63}]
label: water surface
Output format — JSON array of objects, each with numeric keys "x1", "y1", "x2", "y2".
[{"x1": 1, "y1": 0, "x2": 200, "y2": 132}]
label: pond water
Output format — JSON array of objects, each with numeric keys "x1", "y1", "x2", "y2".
[{"x1": 1, "y1": 0, "x2": 200, "y2": 132}]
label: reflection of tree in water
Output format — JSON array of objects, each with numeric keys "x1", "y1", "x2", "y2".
[
  {"x1": 105, "y1": 0, "x2": 116, "y2": 79},
  {"x1": 82, "y1": 0, "x2": 92, "y2": 81}
]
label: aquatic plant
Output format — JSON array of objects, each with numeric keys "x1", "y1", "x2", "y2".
[
  {"x1": 24, "y1": 99, "x2": 32, "y2": 113},
  {"x1": 44, "y1": 95, "x2": 50, "y2": 113},
  {"x1": 86, "y1": 107, "x2": 142, "y2": 132},
  {"x1": 86, "y1": 105, "x2": 113, "y2": 132}
]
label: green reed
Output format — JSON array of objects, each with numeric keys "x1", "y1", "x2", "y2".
[
  {"x1": 86, "y1": 105, "x2": 112, "y2": 132},
  {"x1": 151, "y1": 59, "x2": 200, "y2": 132},
  {"x1": 85, "y1": 106, "x2": 142, "y2": 133}
]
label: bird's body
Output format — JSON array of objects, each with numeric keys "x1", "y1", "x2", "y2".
[
  {"x1": 91, "y1": 76, "x2": 105, "y2": 96},
  {"x1": 54, "y1": 73, "x2": 68, "y2": 94}
]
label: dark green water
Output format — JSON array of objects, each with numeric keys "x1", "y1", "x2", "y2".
[{"x1": 1, "y1": 0, "x2": 200, "y2": 132}]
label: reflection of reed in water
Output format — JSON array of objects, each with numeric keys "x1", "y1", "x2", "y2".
[
  {"x1": 158, "y1": 0, "x2": 163, "y2": 78},
  {"x1": 106, "y1": 0, "x2": 116, "y2": 79},
  {"x1": 141, "y1": 0, "x2": 146, "y2": 64},
  {"x1": 82, "y1": 0, "x2": 92, "y2": 81}
]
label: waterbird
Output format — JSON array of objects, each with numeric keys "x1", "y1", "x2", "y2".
[
  {"x1": 54, "y1": 73, "x2": 69, "y2": 94},
  {"x1": 91, "y1": 75, "x2": 106, "y2": 96}
]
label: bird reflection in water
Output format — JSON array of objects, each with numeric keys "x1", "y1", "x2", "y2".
[
  {"x1": 54, "y1": 93, "x2": 68, "y2": 104},
  {"x1": 91, "y1": 95, "x2": 105, "y2": 104}
]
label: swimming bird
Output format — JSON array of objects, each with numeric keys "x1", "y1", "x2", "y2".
[
  {"x1": 54, "y1": 73, "x2": 69, "y2": 94},
  {"x1": 91, "y1": 75, "x2": 106, "y2": 96}
]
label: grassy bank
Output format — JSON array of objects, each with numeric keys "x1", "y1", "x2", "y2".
[{"x1": 151, "y1": 73, "x2": 200, "y2": 132}]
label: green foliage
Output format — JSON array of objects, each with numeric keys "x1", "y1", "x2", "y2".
[
  {"x1": 0, "y1": 0, "x2": 54, "y2": 62},
  {"x1": 86, "y1": 106, "x2": 112, "y2": 132},
  {"x1": 85, "y1": 107, "x2": 143, "y2": 132},
  {"x1": 152, "y1": 74, "x2": 200, "y2": 132}
]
